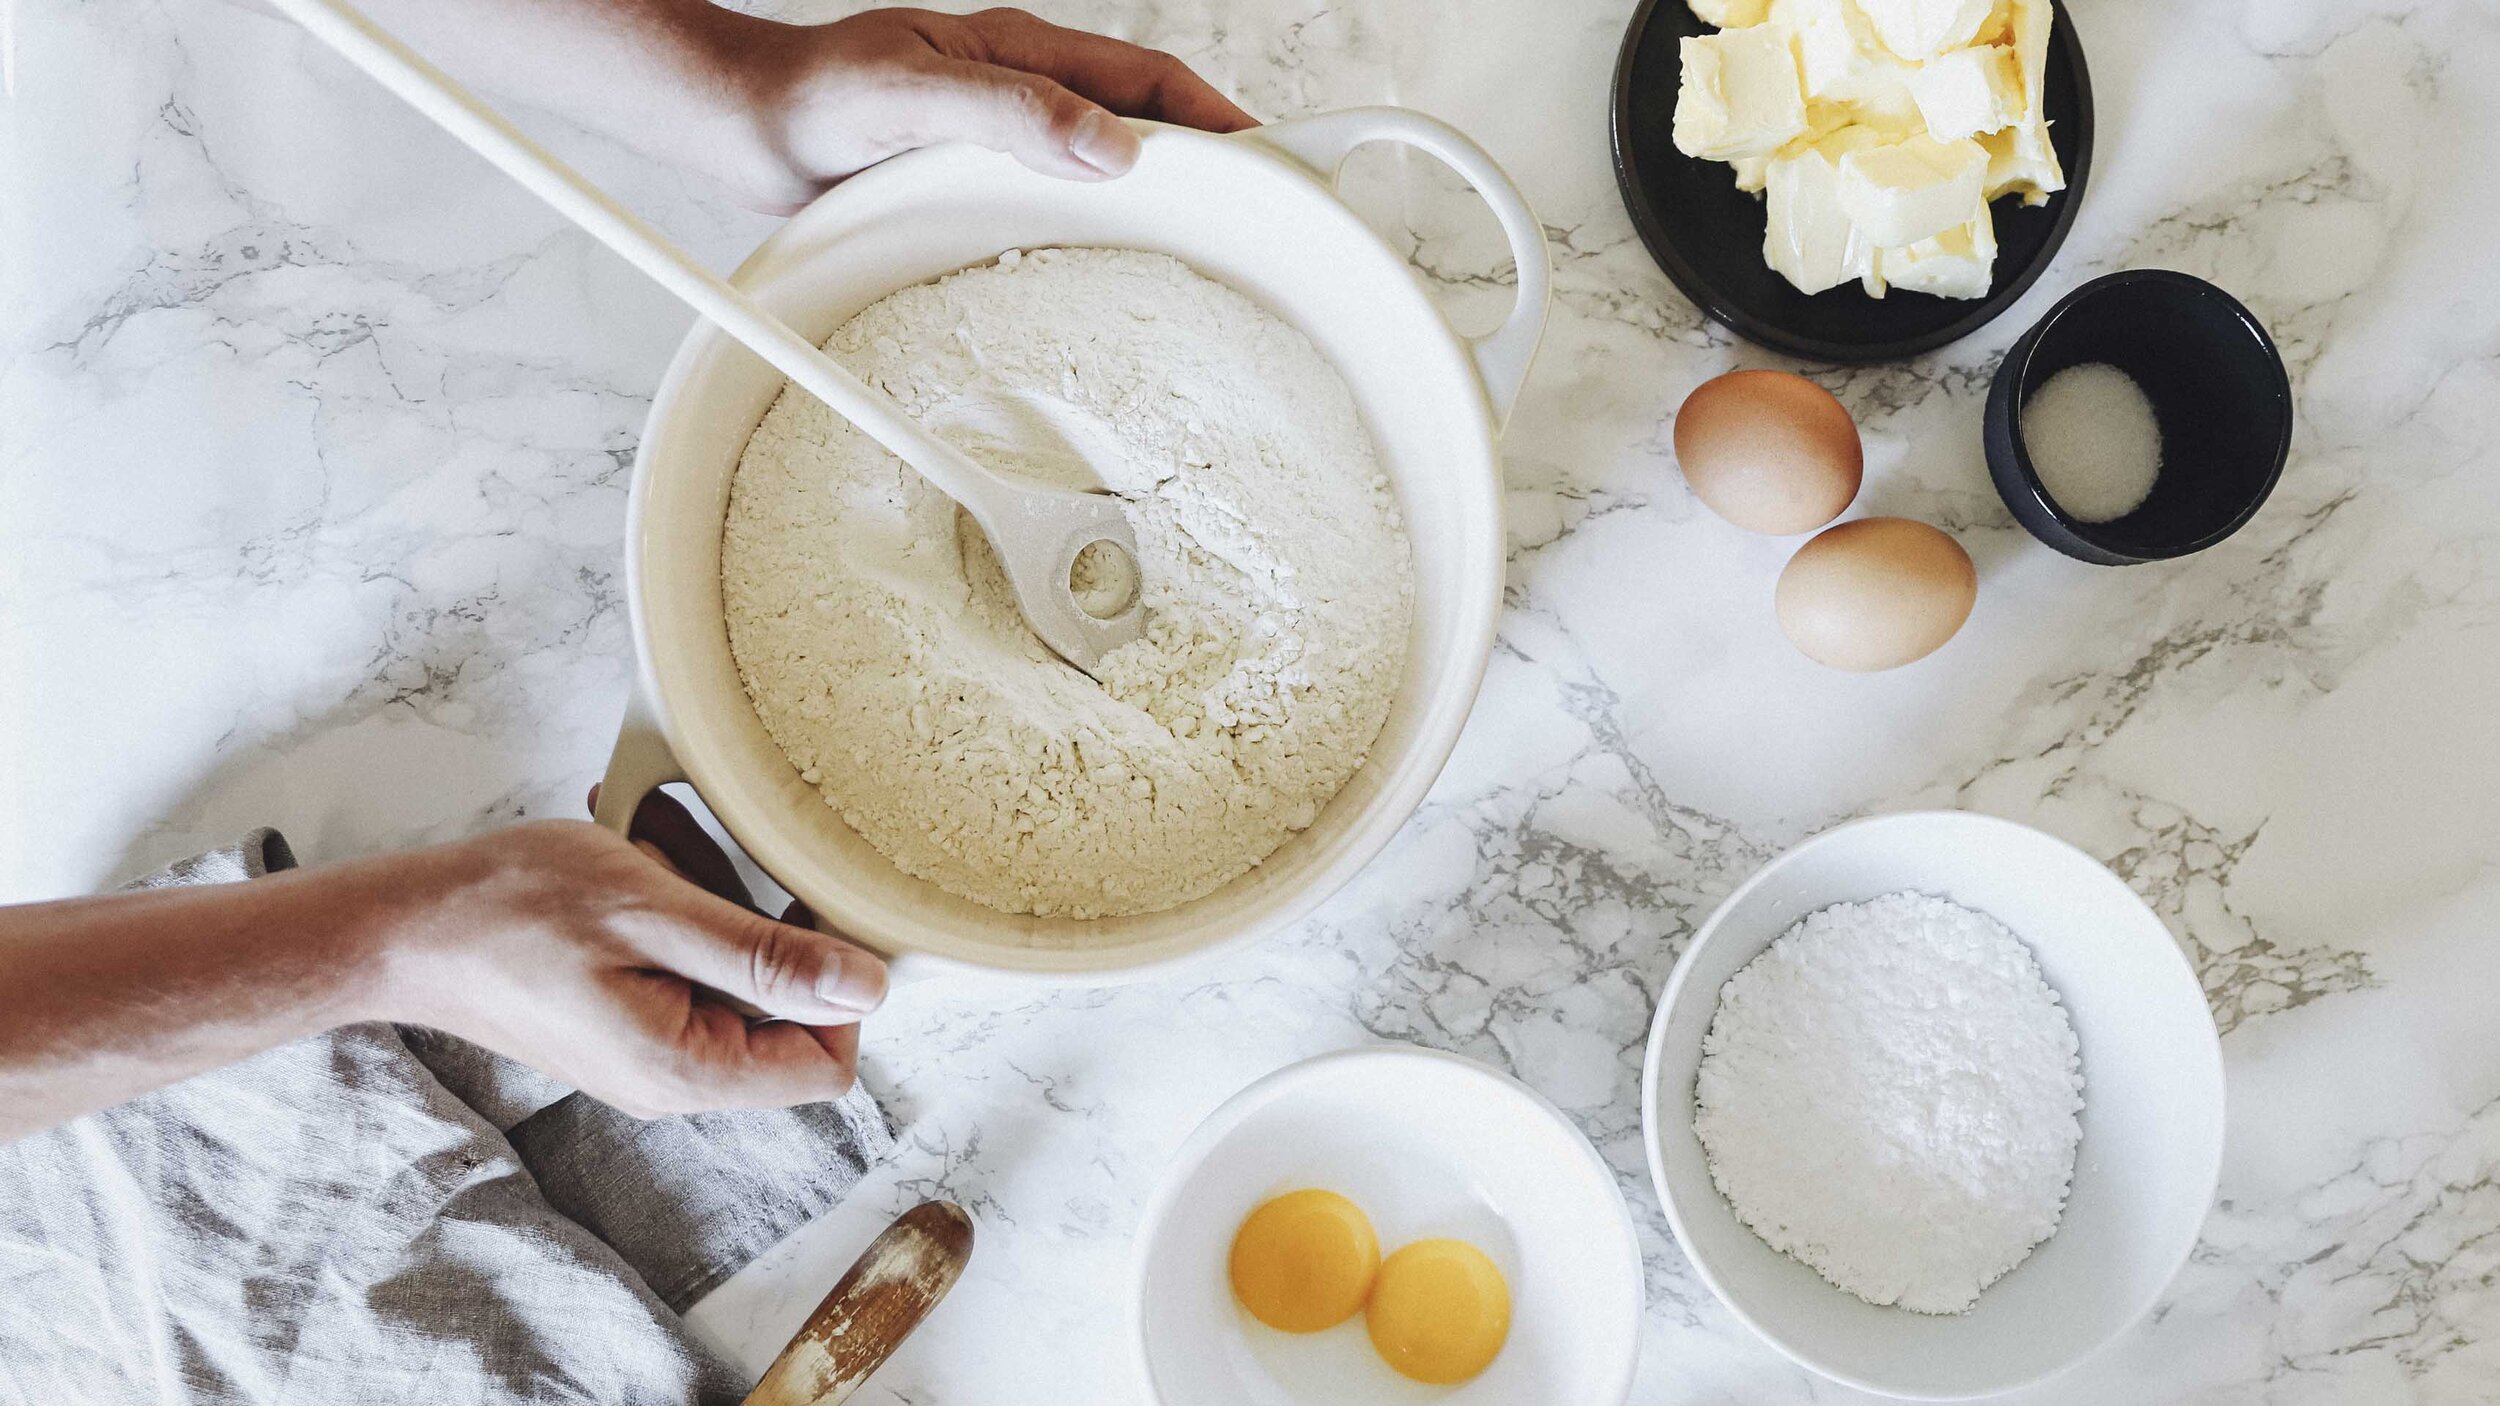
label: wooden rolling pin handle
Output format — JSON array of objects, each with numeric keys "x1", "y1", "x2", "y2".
[{"x1": 742, "y1": 1201, "x2": 977, "y2": 1406}]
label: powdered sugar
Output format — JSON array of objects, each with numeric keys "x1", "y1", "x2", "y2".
[
  {"x1": 1694, "y1": 891, "x2": 2085, "y2": 1314},
  {"x1": 720, "y1": 248, "x2": 1411, "y2": 922}
]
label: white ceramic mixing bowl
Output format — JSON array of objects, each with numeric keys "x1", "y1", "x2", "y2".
[
  {"x1": 594, "y1": 110, "x2": 1548, "y2": 982},
  {"x1": 1640, "y1": 811, "x2": 2225, "y2": 1400}
]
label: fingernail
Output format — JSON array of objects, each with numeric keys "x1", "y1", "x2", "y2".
[
  {"x1": 1070, "y1": 109, "x2": 1139, "y2": 176},
  {"x1": 816, "y1": 947, "x2": 888, "y2": 1013}
]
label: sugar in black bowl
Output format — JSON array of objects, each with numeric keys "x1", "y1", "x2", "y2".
[{"x1": 1984, "y1": 269, "x2": 2293, "y2": 565}]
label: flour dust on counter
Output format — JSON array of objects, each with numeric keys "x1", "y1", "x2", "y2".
[
  {"x1": 721, "y1": 248, "x2": 1412, "y2": 922},
  {"x1": 1695, "y1": 891, "x2": 2085, "y2": 1314}
]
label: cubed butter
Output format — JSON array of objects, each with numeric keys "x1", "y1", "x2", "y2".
[
  {"x1": 1907, "y1": 45, "x2": 2022, "y2": 140},
  {"x1": 1879, "y1": 203, "x2": 1998, "y2": 299},
  {"x1": 1672, "y1": 0, "x2": 2060, "y2": 302},
  {"x1": 1689, "y1": 0, "x2": 1772, "y2": 26},
  {"x1": 1855, "y1": 0, "x2": 1993, "y2": 60},
  {"x1": 1976, "y1": 0, "x2": 2018, "y2": 46},
  {"x1": 1980, "y1": 120, "x2": 2064, "y2": 204},
  {"x1": 1814, "y1": 126, "x2": 1895, "y2": 295},
  {"x1": 1673, "y1": 28, "x2": 1810, "y2": 162},
  {"x1": 1763, "y1": 144, "x2": 1880, "y2": 295},
  {"x1": 2009, "y1": 0, "x2": 2051, "y2": 101},
  {"x1": 1835, "y1": 134, "x2": 1988, "y2": 246},
  {"x1": 1770, "y1": 0, "x2": 1860, "y2": 97},
  {"x1": 1980, "y1": 0, "x2": 2064, "y2": 202},
  {"x1": 1770, "y1": 0, "x2": 1923, "y2": 125},
  {"x1": 1816, "y1": 49, "x2": 1925, "y2": 130}
]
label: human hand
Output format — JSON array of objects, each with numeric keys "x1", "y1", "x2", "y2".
[
  {"x1": 314, "y1": 0, "x2": 1256, "y2": 215},
  {"x1": 379, "y1": 789, "x2": 886, "y2": 1117},
  {"x1": 713, "y1": 6, "x2": 1258, "y2": 211}
]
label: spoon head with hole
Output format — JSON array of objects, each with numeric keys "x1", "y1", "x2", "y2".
[{"x1": 981, "y1": 484, "x2": 1146, "y2": 676}]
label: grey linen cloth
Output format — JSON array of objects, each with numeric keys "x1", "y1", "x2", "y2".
[{"x1": 0, "y1": 830, "x2": 894, "y2": 1405}]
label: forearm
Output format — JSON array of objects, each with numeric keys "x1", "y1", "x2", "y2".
[
  {"x1": 311, "y1": 0, "x2": 797, "y2": 195},
  {"x1": 253, "y1": 0, "x2": 1257, "y2": 213},
  {"x1": 0, "y1": 856, "x2": 411, "y2": 1141},
  {"x1": 1, "y1": 816, "x2": 885, "y2": 1139}
]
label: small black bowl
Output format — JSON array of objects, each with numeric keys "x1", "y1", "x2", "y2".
[
  {"x1": 1984, "y1": 269, "x2": 2293, "y2": 565},
  {"x1": 1610, "y1": 0, "x2": 2093, "y2": 364}
]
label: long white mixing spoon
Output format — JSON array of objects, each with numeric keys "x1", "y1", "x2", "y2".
[{"x1": 265, "y1": 0, "x2": 1147, "y2": 673}]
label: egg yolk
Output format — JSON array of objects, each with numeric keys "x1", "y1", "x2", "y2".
[
  {"x1": 1364, "y1": 1238, "x2": 1511, "y2": 1384},
  {"x1": 1228, "y1": 1190, "x2": 1381, "y2": 1333}
]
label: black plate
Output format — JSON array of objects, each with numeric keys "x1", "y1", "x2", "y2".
[{"x1": 1610, "y1": 0, "x2": 2094, "y2": 364}]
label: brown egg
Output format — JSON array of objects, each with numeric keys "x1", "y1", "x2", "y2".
[
  {"x1": 1674, "y1": 370, "x2": 1864, "y2": 535},
  {"x1": 1776, "y1": 518, "x2": 1977, "y2": 671}
]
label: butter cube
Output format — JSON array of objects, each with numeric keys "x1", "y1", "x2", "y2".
[
  {"x1": 1689, "y1": 0, "x2": 1772, "y2": 26},
  {"x1": 1673, "y1": 28, "x2": 1809, "y2": 162},
  {"x1": 2009, "y1": 0, "x2": 2052, "y2": 107},
  {"x1": 1771, "y1": 0, "x2": 1861, "y2": 97},
  {"x1": 1908, "y1": 45, "x2": 2022, "y2": 140},
  {"x1": 1855, "y1": 0, "x2": 1993, "y2": 59},
  {"x1": 1821, "y1": 125, "x2": 1896, "y2": 295},
  {"x1": 1975, "y1": 0, "x2": 2018, "y2": 45},
  {"x1": 1817, "y1": 50, "x2": 1925, "y2": 130},
  {"x1": 1980, "y1": 120, "x2": 2064, "y2": 204},
  {"x1": 1980, "y1": 0, "x2": 2065, "y2": 203},
  {"x1": 1835, "y1": 134, "x2": 1988, "y2": 246},
  {"x1": 1763, "y1": 143, "x2": 1881, "y2": 295},
  {"x1": 1880, "y1": 203, "x2": 1998, "y2": 299},
  {"x1": 1770, "y1": 0, "x2": 1924, "y2": 125}
]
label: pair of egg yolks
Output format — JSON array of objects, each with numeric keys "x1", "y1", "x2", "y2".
[{"x1": 1226, "y1": 1189, "x2": 1512, "y2": 1385}]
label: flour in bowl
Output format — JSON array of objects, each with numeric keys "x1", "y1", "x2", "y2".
[
  {"x1": 721, "y1": 248, "x2": 1411, "y2": 920},
  {"x1": 1693, "y1": 891, "x2": 2085, "y2": 1314}
]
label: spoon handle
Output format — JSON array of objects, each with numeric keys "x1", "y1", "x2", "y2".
[{"x1": 263, "y1": 0, "x2": 1012, "y2": 526}]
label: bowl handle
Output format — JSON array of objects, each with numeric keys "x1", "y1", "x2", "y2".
[
  {"x1": 593, "y1": 682, "x2": 688, "y2": 837},
  {"x1": 595, "y1": 687, "x2": 943, "y2": 989},
  {"x1": 1240, "y1": 107, "x2": 1551, "y2": 433}
]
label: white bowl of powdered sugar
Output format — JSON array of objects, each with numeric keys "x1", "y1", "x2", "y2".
[{"x1": 1639, "y1": 811, "x2": 2223, "y2": 1400}]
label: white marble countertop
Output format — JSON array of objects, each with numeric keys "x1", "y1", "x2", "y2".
[{"x1": 10, "y1": 0, "x2": 2500, "y2": 1399}]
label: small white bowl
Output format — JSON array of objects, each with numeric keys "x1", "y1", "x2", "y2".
[
  {"x1": 1641, "y1": 811, "x2": 2224, "y2": 1400},
  {"x1": 1131, "y1": 1045, "x2": 1644, "y2": 1405}
]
